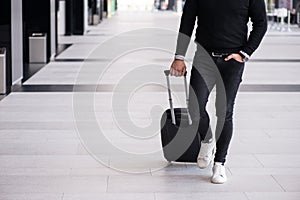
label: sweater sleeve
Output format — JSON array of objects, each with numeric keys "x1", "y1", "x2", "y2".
[
  {"x1": 175, "y1": 0, "x2": 198, "y2": 57},
  {"x1": 242, "y1": 0, "x2": 268, "y2": 56}
]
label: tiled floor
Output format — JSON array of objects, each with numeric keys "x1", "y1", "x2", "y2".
[{"x1": 1, "y1": 11, "x2": 300, "y2": 200}]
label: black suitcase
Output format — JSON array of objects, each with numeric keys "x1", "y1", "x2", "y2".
[{"x1": 160, "y1": 70, "x2": 201, "y2": 162}]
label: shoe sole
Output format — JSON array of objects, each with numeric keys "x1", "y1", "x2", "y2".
[
  {"x1": 211, "y1": 176, "x2": 227, "y2": 184},
  {"x1": 211, "y1": 180, "x2": 226, "y2": 184},
  {"x1": 197, "y1": 160, "x2": 212, "y2": 169}
]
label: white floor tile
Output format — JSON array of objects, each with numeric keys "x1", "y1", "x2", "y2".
[
  {"x1": 255, "y1": 155, "x2": 300, "y2": 168},
  {"x1": 245, "y1": 192, "x2": 300, "y2": 200},
  {"x1": 273, "y1": 175, "x2": 300, "y2": 192},
  {"x1": 62, "y1": 193, "x2": 155, "y2": 200},
  {"x1": 107, "y1": 175, "x2": 283, "y2": 192},
  {"x1": 155, "y1": 192, "x2": 248, "y2": 200},
  {"x1": 0, "y1": 194, "x2": 63, "y2": 200}
]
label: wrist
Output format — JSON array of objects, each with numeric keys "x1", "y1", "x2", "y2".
[
  {"x1": 174, "y1": 54, "x2": 185, "y2": 61},
  {"x1": 238, "y1": 50, "x2": 250, "y2": 62}
]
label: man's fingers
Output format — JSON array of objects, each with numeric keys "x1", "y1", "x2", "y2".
[
  {"x1": 181, "y1": 67, "x2": 187, "y2": 76},
  {"x1": 170, "y1": 67, "x2": 175, "y2": 76},
  {"x1": 170, "y1": 68, "x2": 186, "y2": 77},
  {"x1": 225, "y1": 54, "x2": 233, "y2": 61},
  {"x1": 176, "y1": 66, "x2": 186, "y2": 76},
  {"x1": 171, "y1": 68, "x2": 179, "y2": 77},
  {"x1": 225, "y1": 54, "x2": 244, "y2": 63},
  {"x1": 171, "y1": 68, "x2": 176, "y2": 76}
]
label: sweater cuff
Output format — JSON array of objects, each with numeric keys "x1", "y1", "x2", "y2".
[
  {"x1": 241, "y1": 46, "x2": 254, "y2": 57},
  {"x1": 174, "y1": 54, "x2": 185, "y2": 61}
]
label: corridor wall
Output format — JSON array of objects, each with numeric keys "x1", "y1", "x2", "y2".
[{"x1": 0, "y1": 0, "x2": 23, "y2": 93}]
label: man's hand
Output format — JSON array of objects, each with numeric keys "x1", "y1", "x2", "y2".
[
  {"x1": 225, "y1": 53, "x2": 244, "y2": 63},
  {"x1": 170, "y1": 59, "x2": 186, "y2": 76}
]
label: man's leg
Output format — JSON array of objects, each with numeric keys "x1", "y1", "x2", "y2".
[
  {"x1": 210, "y1": 59, "x2": 244, "y2": 184},
  {"x1": 189, "y1": 63, "x2": 218, "y2": 169},
  {"x1": 189, "y1": 66, "x2": 214, "y2": 142},
  {"x1": 214, "y1": 59, "x2": 245, "y2": 164}
]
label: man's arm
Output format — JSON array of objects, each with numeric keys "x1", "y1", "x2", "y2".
[
  {"x1": 171, "y1": 0, "x2": 198, "y2": 76},
  {"x1": 175, "y1": 0, "x2": 198, "y2": 58},
  {"x1": 242, "y1": 0, "x2": 268, "y2": 57}
]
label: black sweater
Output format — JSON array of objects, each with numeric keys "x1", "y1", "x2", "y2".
[{"x1": 176, "y1": 0, "x2": 268, "y2": 56}]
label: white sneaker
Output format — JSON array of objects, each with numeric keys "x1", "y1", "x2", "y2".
[
  {"x1": 197, "y1": 140, "x2": 215, "y2": 169},
  {"x1": 211, "y1": 162, "x2": 227, "y2": 184}
]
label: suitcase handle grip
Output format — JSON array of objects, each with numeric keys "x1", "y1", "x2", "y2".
[
  {"x1": 164, "y1": 70, "x2": 187, "y2": 77},
  {"x1": 164, "y1": 70, "x2": 192, "y2": 125}
]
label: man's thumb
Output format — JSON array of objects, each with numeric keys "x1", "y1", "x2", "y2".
[{"x1": 225, "y1": 55, "x2": 233, "y2": 61}]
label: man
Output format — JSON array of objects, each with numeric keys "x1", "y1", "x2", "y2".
[{"x1": 170, "y1": 0, "x2": 267, "y2": 184}]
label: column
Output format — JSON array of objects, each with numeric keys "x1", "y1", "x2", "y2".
[
  {"x1": 0, "y1": 0, "x2": 24, "y2": 93},
  {"x1": 65, "y1": 0, "x2": 89, "y2": 35}
]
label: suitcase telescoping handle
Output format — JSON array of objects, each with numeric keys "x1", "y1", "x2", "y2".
[{"x1": 164, "y1": 70, "x2": 192, "y2": 125}]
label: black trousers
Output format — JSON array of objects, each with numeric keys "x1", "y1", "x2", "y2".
[{"x1": 188, "y1": 51, "x2": 245, "y2": 164}]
